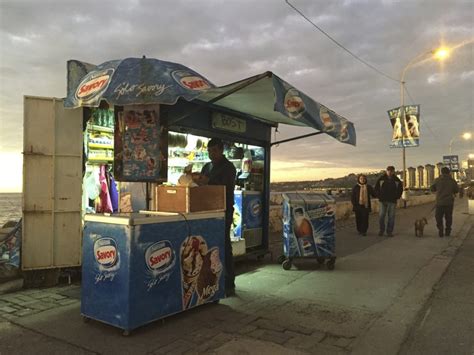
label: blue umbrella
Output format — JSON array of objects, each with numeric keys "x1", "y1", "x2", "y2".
[{"x1": 65, "y1": 57, "x2": 215, "y2": 108}]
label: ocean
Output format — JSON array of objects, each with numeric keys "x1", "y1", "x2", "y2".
[{"x1": 0, "y1": 193, "x2": 22, "y2": 227}]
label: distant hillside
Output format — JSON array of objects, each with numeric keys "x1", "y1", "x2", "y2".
[{"x1": 271, "y1": 171, "x2": 385, "y2": 192}]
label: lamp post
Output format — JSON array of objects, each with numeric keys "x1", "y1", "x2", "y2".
[
  {"x1": 399, "y1": 47, "x2": 450, "y2": 189},
  {"x1": 449, "y1": 132, "x2": 472, "y2": 154}
]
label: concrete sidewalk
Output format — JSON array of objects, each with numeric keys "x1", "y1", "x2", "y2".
[{"x1": 0, "y1": 200, "x2": 472, "y2": 354}]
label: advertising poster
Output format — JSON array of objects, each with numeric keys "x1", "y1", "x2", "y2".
[
  {"x1": 387, "y1": 105, "x2": 420, "y2": 148},
  {"x1": 114, "y1": 105, "x2": 168, "y2": 182}
]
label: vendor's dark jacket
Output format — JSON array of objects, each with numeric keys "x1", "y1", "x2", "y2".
[
  {"x1": 374, "y1": 174, "x2": 403, "y2": 203},
  {"x1": 430, "y1": 174, "x2": 458, "y2": 206},
  {"x1": 201, "y1": 156, "x2": 236, "y2": 219},
  {"x1": 351, "y1": 184, "x2": 376, "y2": 212}
]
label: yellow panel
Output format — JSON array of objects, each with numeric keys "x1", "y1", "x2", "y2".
[{"x1": 53, "y1": 212, "x2": 82, "y2": 267}]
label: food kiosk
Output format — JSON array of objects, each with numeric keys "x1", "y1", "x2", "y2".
[{"x1": 22, "y1": 57, "x2": 356, "y2": 332}]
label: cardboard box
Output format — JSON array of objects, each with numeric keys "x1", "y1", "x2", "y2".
[{"x1": 155, "y1": 185, "x2": 226, "y2": 213}]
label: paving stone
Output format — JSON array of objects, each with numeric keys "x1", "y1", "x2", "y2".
[
  {"x1": 249, "y1": 328, "x2": 292, "y2": 345},
  {"x1": 0, "y1": 313, "x2": 19, "y2": 321},
  {"x1": 237, "y1": 314, "x2": 260, "y2": 325},
  {"x1": 30, "y1": 292, "x2": 56, "y2": 300},
  {"x1": 15, "y1": 295, "x2": 36, "y2": 302},
  {"x1": 252, "y1": 318, "x2": 286, "y2": 332},
  {"x1": 58, "y1": 299, "x2": 79, "y2": 306},
  {"x1": 152, "y1": 339, "x2": 196, "y2": 355},
  {"x1": 29, "y1": 302, "x2": 57, "y2": 311},
  {"x1": 285, "y1": 324, "x2": 315, "y2": 336},
  {"x1": 238, "y1": 324, "x2": 258, "y2": 335},
  {"x1": 196, "y1": 333, "x2": 235, "y2": 353},
  {"x1": 47, "y1": 294, "x2": 67, "y2": 300},
  {"x1": 14, "y1": 308, "x2": 40, "y2": 317},
  {"x1": 0, "y1": 306, "x2": 18, "y2": 313},
  {"x1": 322, "y1": 335, "x2": 353, "y2": 349},
  {"x1": 285, "y1": 333, "x2": 327, "y2": 351}
]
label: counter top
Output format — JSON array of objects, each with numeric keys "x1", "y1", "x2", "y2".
[{"x1": 84, "y1": 210, "x2": 225, "y2": 225}]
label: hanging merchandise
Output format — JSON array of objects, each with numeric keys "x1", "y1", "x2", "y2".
[
  {"x1": 97, "y1": 165, "x2": 113, "y2": 213},
  {"x1": 108, "y1": 173, "x2": 119, "y2": 213}
]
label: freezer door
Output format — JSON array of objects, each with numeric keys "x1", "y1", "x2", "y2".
[{"x1": 22, "y1": 96, "x2": 83, "y2": 270}]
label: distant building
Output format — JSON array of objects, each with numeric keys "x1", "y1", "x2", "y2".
[
  {"x1": 435, "y1": 162, "x2": 444, "y2": 178},
  {"x1": 406, "y1": 167, "x2": 416, "y2": 188},
  {"x1": 425, "y1": 164, "x2": 435, "y2": 187},
  {"x1": 416, "y1": 165, "x2": 425, "y2": 188}
]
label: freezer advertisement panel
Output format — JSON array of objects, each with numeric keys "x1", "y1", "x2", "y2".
[
  {"x1": 282, "y1": 193, "x2": 335, "y2": 258},
  {"x1": 232, "y1": 192, "x2": 243, "y2": 239},
  {"x1": 82, "y1": 216, "x2": 225, "y2": 331},
  {"x1": 242, "y1": 193, "x2": 263, "y2": 230},
  {"x1": 82, "y1": 223, "x2": 130, "y2": 328}
]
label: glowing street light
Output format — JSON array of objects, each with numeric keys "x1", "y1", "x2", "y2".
[
  {"x1": 399, "y1": 46, "x2": 451, "y2": 189},
  {"x1": 449, "y1": 132, "x2": 472, "y2": 153},
  {"x1": 469, "y1": 153, "x2": 474, "y2": 159},
  {"x1": 433, "y1": 47, "x2": 450, "y2": 60}
]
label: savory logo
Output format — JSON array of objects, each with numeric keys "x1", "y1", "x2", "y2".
[
  {"x1": 284, "y1": 88, "x2": 305, "y2": 119},
  {"x1": 94, "y1": 238, "x2": 118, "y2": 268},
  {"x1": 75, "y1": 68, "x2": 114, "y2": 102},
  {"x1": 172, "y1": 70, "x2": 212, "y2": 91},
  {"x1": 145, "y1": 241, "x2": 175, "y2": 273}
]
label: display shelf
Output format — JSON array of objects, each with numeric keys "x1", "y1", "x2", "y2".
[
  {"x1": 88, "y1": 157, "x2": 114, "y2": 162},
  {"x1": 87, "y1": 125, "x2": 114, "y2": 133},
  {"x1": 89, "y1": 143, "x2": 114, "y2": 149}
]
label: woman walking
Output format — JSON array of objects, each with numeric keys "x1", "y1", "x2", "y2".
[{"x1": 351, "y1": 174, "x2": 375, "y2": 236}]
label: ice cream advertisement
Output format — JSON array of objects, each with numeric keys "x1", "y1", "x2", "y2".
[{"x1": 180, "y1": 236, "x2": 222, "y2": 309}]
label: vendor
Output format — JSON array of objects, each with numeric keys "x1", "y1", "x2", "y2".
[{"x1": 194, "y1": 138, "x2": 236, "y2": 297}]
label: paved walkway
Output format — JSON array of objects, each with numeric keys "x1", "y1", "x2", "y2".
[
  {"x1": 0, "y1": 200, "x2": 472, "y2": 354},
  {"x1": 400, "y1": 226, "x2": 474, "y2": 355}
]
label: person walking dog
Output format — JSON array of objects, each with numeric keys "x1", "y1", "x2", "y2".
[
  {"x1": 351, "y1": 174, "x2": 376, "y2": 236},
  {"x1": 430, "y1": 167, "x2": 458, "y2": 237}
]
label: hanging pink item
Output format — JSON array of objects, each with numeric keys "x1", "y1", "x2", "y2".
[{"x1": 98, "y1": 165, "x2": 113, "y2": 213}]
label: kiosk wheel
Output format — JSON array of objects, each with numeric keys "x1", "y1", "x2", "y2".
[
  {"x1": 316, "y1": 257, "x2": 325, "y2": 265},
  {"x1": 277, "y1": 255, "x2": 286, "y2": 264},
  {"x1": 282, "y1": 259, "x2": 292, "y2": 270},
  {"x1": 122, "y1": 330, "x2": 130, "y2": 336},
  {"x1": 82, "y1": 316, "x2": 90, "y2": 323}
]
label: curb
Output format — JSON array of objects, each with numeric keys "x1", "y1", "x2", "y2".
[{"x1": 350, "y1": 215, "x2": 473, "y2": 355}]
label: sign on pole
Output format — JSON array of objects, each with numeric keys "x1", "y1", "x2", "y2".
[
  {"x1": 387, "y1": 105, "x2": 420, "y2": 148},
  {"x1": 443, "y1": 155, "x2": 459, "y2": 172}
]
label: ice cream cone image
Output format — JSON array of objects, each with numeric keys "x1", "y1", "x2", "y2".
[
  {"x1": 196, "y1": 248, "x2": 222, "y2": 304},
  {"x1": 180, "y1": 236, "x2": 207, "y2": 309}
]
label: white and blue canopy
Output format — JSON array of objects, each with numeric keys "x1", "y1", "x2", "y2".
[{"x1": 65, "y1": 57, "x2": 356, "y2": 146}]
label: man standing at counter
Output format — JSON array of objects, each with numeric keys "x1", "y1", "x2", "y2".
[{"x1": 194, "y1": 138, "x2": 237, "y2": 297}]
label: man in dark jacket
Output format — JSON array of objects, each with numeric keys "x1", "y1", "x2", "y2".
[
  {"x1": 374, "y1": 166, "x2": 403, "y2": 237},
  {"x1": 430, "y1": 167, "x2": 459, "y2": 237}
]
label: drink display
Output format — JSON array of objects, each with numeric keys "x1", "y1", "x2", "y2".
[{"x1": 281, "y1": 192, "x2": 336, "y2": 269}]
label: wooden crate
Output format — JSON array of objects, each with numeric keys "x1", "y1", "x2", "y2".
[{"x1": 155, "y1": 185, "x2": 226, "y2": 213}]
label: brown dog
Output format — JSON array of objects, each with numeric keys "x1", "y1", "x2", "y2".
[{"x1": 414, "y1": 217, "x2": 428, "y2": 237}]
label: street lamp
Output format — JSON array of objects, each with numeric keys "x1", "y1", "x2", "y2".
[
  {"x1": 400, "y1": 46, "x2": 451, "y2": 188},
  {"x1": 449, "y1": 132, "x2": 473, "y2": 154}
]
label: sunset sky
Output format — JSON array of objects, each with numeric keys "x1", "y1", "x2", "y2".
[{"x1": 0, "y1": 0, "x2": 473, "y2": 192}]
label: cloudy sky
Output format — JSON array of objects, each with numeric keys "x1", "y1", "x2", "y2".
[{"x1": 0, "y1": 0, "x2": 473, "y2": 191}]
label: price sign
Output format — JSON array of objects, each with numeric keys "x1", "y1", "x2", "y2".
[{"x1": 211, "y1": 112, "x2": 246, "y2": 134}]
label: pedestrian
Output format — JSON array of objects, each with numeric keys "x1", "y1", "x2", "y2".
[
  {"x1": 374, "y1": 166, "x2": 403, "y2": 237},
  {"x1": 458, "y1": 184, "x2": 464, "y2": 198},
  {"x1": 193, "y1": 138, "x2": 237, "y2": 296},
  {"x1": 430, "y1": 167, "x2": 459, "y2": 237},
  {"x1": 351, "y1": 174, "x2": 376, "y2": 236}
]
